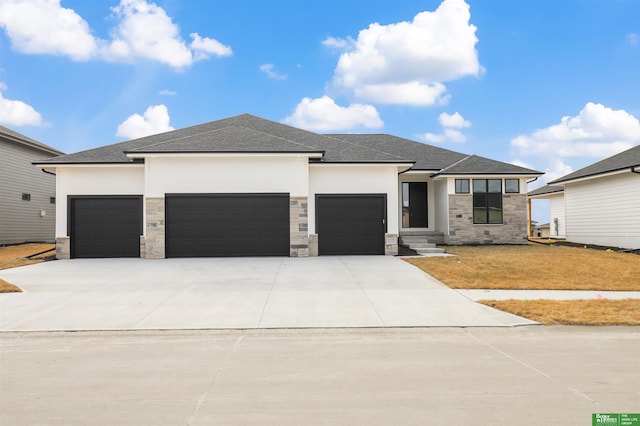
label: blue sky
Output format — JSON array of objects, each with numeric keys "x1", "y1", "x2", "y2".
[{"x1": 1, "y1": 0, "x2": 639, "y2": 221}]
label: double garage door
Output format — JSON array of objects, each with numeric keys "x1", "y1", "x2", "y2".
[{"x1": 69, "y1": 194, "x2": 386, "y2": 258}]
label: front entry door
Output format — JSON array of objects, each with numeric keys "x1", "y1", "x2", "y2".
[{"x1": 403, "y1": 182, "x2": 428, "y2": 228}]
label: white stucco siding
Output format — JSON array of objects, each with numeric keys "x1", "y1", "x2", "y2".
[
  {"x1": 146, "y1": 156, "x2": 308, "y2": 197},
  {"x1": 548, "y1": 193, "x2": 566, "y2": 238},
  {"x1": 55, "y1": 166, "x2": 145, "y2": 237},
  {"x1": 565, "y1": 172, "x2": 640, "y2": 249},
  {"x1": 308, "y1": 165, "x2": 400, "y2": 234},
  {"x1": 434, "y1": 179, "x2": 449, "y2": 234}
]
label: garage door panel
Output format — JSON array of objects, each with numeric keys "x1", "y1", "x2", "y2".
[
  {"x1": 317, "y1": 195, "x2": 385, "y2": 255},
  {"x1": 70, "y1": 197, "x2": 142, "y2": 258},
  {"x1": 165, "y1": 194, "x2": 290, "y2": 257}
]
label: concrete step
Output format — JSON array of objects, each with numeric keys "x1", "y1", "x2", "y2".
[
  {"x1": 407, "y1": 243, "x2": 436, "y2": 249},
  {"x1": 400, "y1": 237, "x2": 430, "y2": 244},
  {"x1": 415, "y1": 247, "x2": 446, "y2": 254}
]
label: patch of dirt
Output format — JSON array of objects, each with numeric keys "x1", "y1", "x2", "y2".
[
  {"x1": 479, "y1": 299, "x2": 640, "y2": 325},
  {"x1": 0, "y1": 278, "x2": 22, "y2": 293},
  {"x1": 0, "y1": 243, "x2": 55, "y2": 270}
]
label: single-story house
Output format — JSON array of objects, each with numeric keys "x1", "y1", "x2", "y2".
[
  {"x1": 1, "y1": 125, "x2": 64, "y2": 245},
  {"x1": 532, "y1": 222, "x2": 550, "y2": 238},
  {"x1": 527, "y1": 185, "x2": 565, "y2": 239},
  {"x1": 529, "y1": 144, "x2": 640, "y2": 249},
  {"x1": 35, "y1": 114, "x2": 542, "y2": 259}
]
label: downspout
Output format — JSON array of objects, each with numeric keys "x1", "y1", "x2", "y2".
[{"x1": 526, "y1": 177, "x2": 538, "y2": 239}]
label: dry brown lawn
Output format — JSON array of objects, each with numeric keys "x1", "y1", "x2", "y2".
[
  {"x1": 0, "y1": 243, "x2": 55, "y2": 270},
  {"x1": 0, "y1": 278, "x2": 22, "y2": 293},
  {"x1": 405, "y1": 243, "x2": 640, "y2": 291},
  {"x1": 479, "y1": 299, "x2": 640, "y2": 325}
]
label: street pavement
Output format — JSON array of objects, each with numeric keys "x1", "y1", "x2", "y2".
[{"x1": 1, "y1": 327, "x2": 638, "y2": 425}]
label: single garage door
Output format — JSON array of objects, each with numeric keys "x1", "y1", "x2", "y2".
[
  {"x1": 70, "y1": 196, "x2": 143, "y2": 258},
  {"x1": 165, "y1": 194, "x2": 290, "y2": 257},
  {"x1": 316, "y1": 194, "x2": 386, "y2": 255}
]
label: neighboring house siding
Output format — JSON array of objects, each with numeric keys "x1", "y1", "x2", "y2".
[
  {"x1": 548, "y1": 193, "x2": 566, "y2": 238},
  {"x1": 565, "y1": 172, "x2": 640, "y2": 249},
  {"x1": 0, "y1": 141, "x2": 56, "y2": 244}
]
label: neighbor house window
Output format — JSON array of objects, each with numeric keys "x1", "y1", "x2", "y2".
[
  {"x1": 50, "y1": 197, "x2": 56, "y2": 204},
  {"x1": 455, "y1": 179, "x2": 470, "y2": 193},
  {"x1": 505, "y1": 179, "x2": 520, "y2": 193},
  {"x1": 473, "y1": 179, "x2": 502, "y2": 224},
  {"x1": 21, "y1": 193, "x2": 31, "y2": 201}
]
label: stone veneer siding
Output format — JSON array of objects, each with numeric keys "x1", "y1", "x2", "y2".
[
  {"x1": 144, "y1": 197, "x2": 165, "y2": 259},
  {"x1": 289, "y1": 196, "x2": 309, "y2": 257},
  {"x1": 55, "y1": 236, "x2": 70, "y2": 259},
  {"x1": 384, "y1": 233, "x2": 398, "y2": 255},
  {"x1": 446, "y1": 194, "x2": 528, "y2": 245}
]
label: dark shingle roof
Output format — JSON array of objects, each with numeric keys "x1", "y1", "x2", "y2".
[
  {"x1": 33, "y1": 113, "x2": 543, "y2": 175},
  {"x1": 0, "y1": 125, "x2": 64, "y2": 156},
  {"x1": 549, "y1": 144, "x2": 640, "y2": 184},
  {"x1": 327, "y1": 134, "x2": 466, "y2": 170},
  {"x1": 527, "y1": 184, "x2": 564, "y2": 197},
  {"x1": 36, "y1": 114, "x2": 406, "y2": 165},
  {"x1": 432, "y1": 154, "x2": 542, "y2": 176}
]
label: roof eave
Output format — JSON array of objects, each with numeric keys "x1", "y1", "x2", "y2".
[{"x1": 549, "y1": 166, "x2": 640, "y2": 185}]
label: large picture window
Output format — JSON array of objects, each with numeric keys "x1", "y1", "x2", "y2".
[{"x1": 473, "y1": 179, "x2": 502, "y2": 224}]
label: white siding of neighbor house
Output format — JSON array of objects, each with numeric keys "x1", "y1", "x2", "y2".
[
  {"x1": 0, "y1": 141, "x2": 57, "y2": 244},
  {"x1": 398, "y1": 173, "x2": 436, "y2": 232},
  {"x1": 548, "y1": 193, "x2": 566, "y2": 238},
  {"x1": 55, "y1": 166, "x2": 145, "y2": 237},
  {"x1": 308, "y1": 164, "x2": 400, "y2": 234},
  {"x1": 145, "y1": 156, "x2": 308, "y2": 198},
  {"x1": 565, "y1": 172, "x2": 640, "y2": 249}
]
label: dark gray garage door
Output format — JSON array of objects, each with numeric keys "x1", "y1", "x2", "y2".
[
  {"x1": 316, "y1": 195, "x2": 386, "y2": 255},
  {"x1": 165, "y1": 194, "x2": 290, "y2": 257},
  {"x1": 70, "y1": 196, "x2": 142, "y2": 258}
]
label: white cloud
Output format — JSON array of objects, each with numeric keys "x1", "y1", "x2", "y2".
[
  {"x1": 510, "y1": 103, "x2": 640, "y2": 182},
  {"x1": 438, "y1": 111, "x2": 471, "y2": 128},
  {"x1": 328, "y1": 0, "x2": 480, "y2": 106},
  {"x1": 283, "y1": 96, "x2": 383, "y2": 132},
  {"x1": 511, "y1": 102, "x2": 640, "y2": 159},
  {"x1": 0, "y1": 0, "x2": 97, "y2": 61},
  {"x1": 158, "y1": 89, "x2": 177, "y2": 96},
  {"x1": 421, "y1": 111, "x2": 471, "y2": 143},
  {"x1": 627, "y1": 32, "x2": 639, "y2": 46},
  {"x1": 116, "y1": 104, "x2": 173, "y2": 139},
  {"x1": 322, "y1": 36, "x2": 355, "y2": 50},
  {"x1": 0, "y1": 85, "x2": 43, "y2": 126},
  {"x1": 189, "y1": 33, "x2": 232, "y2": 60},
  {"x1": 0, "y1": 0, "x2": 231, "y2": 69},
  {"x1": 259, "y1": 63, "x2": 287, "y2": 80}
]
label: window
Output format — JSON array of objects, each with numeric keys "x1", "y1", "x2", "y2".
[
  {"x1": 50, "y1": 197, "x2": 56, "y2": 204},
  {"x1": 473, "y1": 179, "x2": 502, "y2": 224},
  {"x1": 21, "y1": 193, "x2": 31, "y2": 201},
  {"x1": 455, "y1": 179, "x2": 470, "y2": 193},
  {"x1": 505, "y1": 179, "x2": 520, "y2": 193}
]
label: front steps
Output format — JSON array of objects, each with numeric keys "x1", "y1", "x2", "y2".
[{"x1": 399, "y1": 235, "x2": 446, "y2": 255}]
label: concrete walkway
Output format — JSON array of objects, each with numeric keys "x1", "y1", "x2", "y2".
[
  {"x1": 458, "y1": 289, "x2": 640, "y2": 301},
  {"x1": 0, "y1": 257, "x2": 535, "y2": 331}
]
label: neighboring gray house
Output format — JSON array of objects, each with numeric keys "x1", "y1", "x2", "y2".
[
  {"x1": 34, "y1": 114, "x2": 542, "y2": 259},
  {"x1": 0, "y1": 126, "x2": 64, "y2": 245},
  {"x1": 530, "y1": 145, "x2": 640, "y2": 249}
]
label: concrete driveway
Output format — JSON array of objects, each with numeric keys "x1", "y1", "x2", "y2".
[{"x1": 0, "y1": 256, "x2": 535, "y2": 330}]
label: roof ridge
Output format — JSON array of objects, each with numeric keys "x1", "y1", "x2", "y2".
[
  {"x1": 327, "y1": 134, "x2": 415, "y2": 163},
  {"x1": 434, "y1": 154, "x2": 473, "y2": 174}
]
